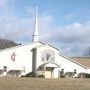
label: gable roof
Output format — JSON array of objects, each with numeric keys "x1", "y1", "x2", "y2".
[
  {"x1": 0, "y1": 41, "x2": 44, "y2": 52},
  {"x1": 1, "y1": 40, "x2": 89, "y2": 69},
  {"x1": 71, "y1": 57, "x2": 90, "y2": 68},
  {"x1": 39, "y1": 62, "x2": 60, "y2": 68},
  {"x1": 36, "y1": 42, "x2": 60, "y2": 52},
  {"x1": 59, "y1": 53, "x2": 88, "y2": 69}
]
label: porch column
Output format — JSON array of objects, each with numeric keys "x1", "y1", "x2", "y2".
[{"x1": 44, "y1": 67, "x2": 46, "y2": 76}]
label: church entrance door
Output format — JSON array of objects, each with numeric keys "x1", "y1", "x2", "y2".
[{"x1": 45, "y1": 67, "x2": 53, "y2": 78}]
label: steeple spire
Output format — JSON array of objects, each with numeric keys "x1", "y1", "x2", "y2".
[{"x1": 32, "y1": 7, "x2": 39, "y2": 42}]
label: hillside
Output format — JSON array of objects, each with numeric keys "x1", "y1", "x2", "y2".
[{"x1": 0, "y1": 38, "x2": 20, "y2": 50}]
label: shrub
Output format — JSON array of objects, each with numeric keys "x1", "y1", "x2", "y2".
[
  {"x1": 38, "y1": 75, "x2": 45, "y2": 78},
  {"x1": 23, "y1": 72, "x2": 36, "y2": 77},
  {"x1": 85, "y1": 73, "x2": 90, "y2": 78},
  {"x1": 77, "y1": 73, "x2": 90, "y2": 78},
  {"x1": 60, "y1": 74, "x2": 66, "y2": 78},
  {"x1": 65, "y1": 72, "x2": 74, "y2": 78},
  {"x1": 60, "y1": 71, "x2": 66, "y2": 78}
]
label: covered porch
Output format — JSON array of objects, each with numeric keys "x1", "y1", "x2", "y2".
[{"x1": 36, "y1": 62, "x2": 60, "y2": 78}]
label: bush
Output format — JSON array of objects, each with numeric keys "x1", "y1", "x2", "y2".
[
  {"x1": 85, "y1": 73, "x2": 90, "y2": 78},
  {"x1": 78, "y1": 73, "x2": 85, "y2": 78},
  {"x1": 78, "y1": 73, "x2": 90, "y2": 78},
  {"x1": 22, "y1": 72, "x2": 36, "y2": 77},
  {"x1": 38, "y1": 75, "x2": 45, "y2": 78},
  {"x1": 60, "y1": 74, "x2": 66, "y2": 78},
  {"x1": 65, "y1": 72, "x2": 74, "y2": 78},
  {"x1": 60, "y1": 71, "x2": 66, "y2": 78}
]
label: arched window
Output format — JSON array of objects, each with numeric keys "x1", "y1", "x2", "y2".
[{"x1": 41, "y1": 50, "x2": 55, "y2": 62}]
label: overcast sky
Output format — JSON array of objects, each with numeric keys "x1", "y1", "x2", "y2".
[{"x1": 0, "y1": 0, "x2": 90, "y2": 57}]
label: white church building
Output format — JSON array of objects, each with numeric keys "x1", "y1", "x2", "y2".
[{"x1": 0, "y1": 8, "x2": 90, "y2": 78}]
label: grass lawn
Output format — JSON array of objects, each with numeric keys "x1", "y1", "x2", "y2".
[{"x1": 0, "y1": 77, "x2": 90, "y2": 90}]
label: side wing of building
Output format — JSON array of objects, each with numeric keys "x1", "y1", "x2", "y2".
[
  {"x1": 35, "y1": 44, "x2": 88, "y2": 78},
  {"x1": 56, "y1": 54, "x2": 87, "y2": 74},
  {"x1": 0, "y1": 42, "x2": 43, "y2": 76}
]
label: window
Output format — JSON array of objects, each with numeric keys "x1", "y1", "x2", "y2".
[
  {"x1": 46, "y1": 67, "x2": 53, "y2": 71},
  {"x1": 74, "y1": 69, "x2": 77, "y2": 74},
  {"x1": 3, "y1": 66, "x2": 7, "y2": 72},
  {"x1": 41, "y1": 50, "x2": 55, "y2": 62},
  {"x1": 61, "y1": 68, "x2": 64, "y2": 72}
]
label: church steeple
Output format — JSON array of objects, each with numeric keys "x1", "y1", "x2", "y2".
[{"x1": 32, "y1": 7, "x2": 39, "y2": 42}]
